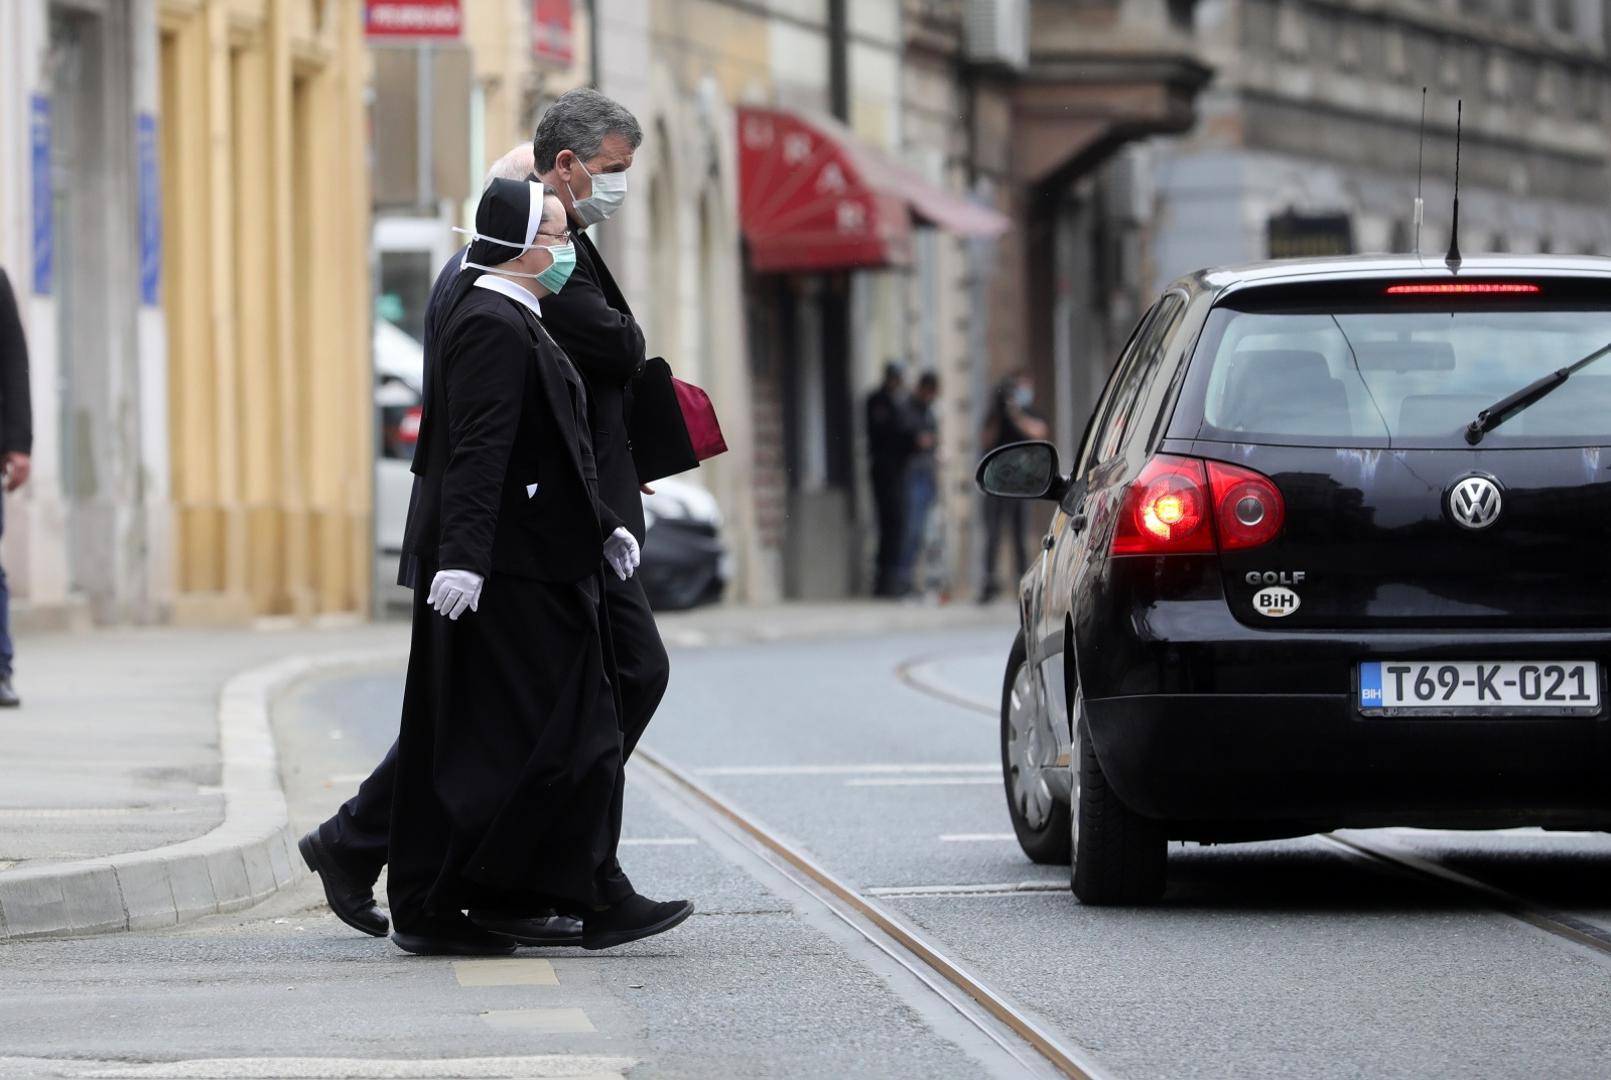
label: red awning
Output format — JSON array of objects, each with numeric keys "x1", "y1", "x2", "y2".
[{"x1": 737, "y1": 106, "x2": 1009, "y2": 274}]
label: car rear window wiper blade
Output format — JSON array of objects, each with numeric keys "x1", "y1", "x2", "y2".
[{"x1": 1465, "y1": 340, "x2": 1611, "y2": 445}]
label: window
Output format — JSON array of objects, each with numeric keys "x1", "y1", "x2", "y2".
[
  {"x1": 1092, "y1": 294, "x2": 1187, "y2": 464},
  {"x1": 1553, "y1": 0, "x2": 1575, "y2": 33}
]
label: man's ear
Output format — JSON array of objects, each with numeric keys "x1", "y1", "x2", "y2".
[{"x1": 553, "y1": 148, "x2": 575, "y2": 181}]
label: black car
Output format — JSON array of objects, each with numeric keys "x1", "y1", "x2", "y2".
[{"x1": 977, "y1": 255, "x2": 1611, "y2": 905}]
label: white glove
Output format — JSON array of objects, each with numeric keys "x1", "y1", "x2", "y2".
[
  {"x1": 427, "y1": 569, "x2": 483, "y2": 620},
  {"x1": 603, "y1": 527, "x2": 641, "y2": 582}
]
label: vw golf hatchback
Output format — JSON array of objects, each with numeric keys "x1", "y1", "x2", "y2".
[{"x1": 978, "y1": 255, "x2": 1611, "y2": 904}]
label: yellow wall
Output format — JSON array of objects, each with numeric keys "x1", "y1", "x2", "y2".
[{"x1": 159, "y1": 0, "x2": 371, "y2": 622}]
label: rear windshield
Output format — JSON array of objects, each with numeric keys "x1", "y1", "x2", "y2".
[{"x1": 1183, "y1": 295, "x2": 1611, "y2": 449}]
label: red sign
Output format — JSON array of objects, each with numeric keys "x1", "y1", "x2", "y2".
[
  {"x1": 532, "y1": 0, "x2": 574, "y2": 64},
  {"x1": 366, "y1": 0, "x2": 462, "y2": 39}
]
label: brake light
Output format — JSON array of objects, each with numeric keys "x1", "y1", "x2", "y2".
[
  {"x1": 1111, "y1": 456, "x2": 1284, "y2": 555},
  {"x1": 1385, "y1": 283, "x2": 1540, "y2": 295},
  {"x1": 1206, "y1": 460, "x2": 1285, "y2": 549},
  {"x1": 1111, "y1": 456, "x2": 1214, "y2": 555}
]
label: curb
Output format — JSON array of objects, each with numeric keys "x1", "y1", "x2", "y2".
[{"x1": 0, "y1": 647, "x2": 405, "y2": 941}]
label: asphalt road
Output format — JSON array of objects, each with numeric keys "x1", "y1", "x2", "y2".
[{"x1": 4, "y1": 621, "x2": 1611, "y2": 1079}]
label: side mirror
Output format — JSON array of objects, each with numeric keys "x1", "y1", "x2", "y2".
[{"x1": 975, "y1": 441, "x2": 1066, "y2": 501}]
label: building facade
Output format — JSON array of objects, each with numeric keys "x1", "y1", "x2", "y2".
[
  {"x1": 0, "y1": 0, "x2": 372, "y2": 627},
  {"x1": 591, "y1": 0, "x2": 1210, "y2": 602},
  {"x1": 1148, "y1": 0, "x2": 1611, "y2": 288}
]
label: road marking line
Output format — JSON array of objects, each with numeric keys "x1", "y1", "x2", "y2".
[
  {"x1": 866, "y1": 882, "x2": 1066, "y2": 897},
  {"x1": 845, "y1": 777, "x2": 997, "y2": 787},
  {"x1": 454, "y1": 958, "x2": 558, "y2": 986},
  {"x1": 939, "y1": 833, "x2": 1016, "y2": 842},
  {"x1": 68, "y1": 1056, "x2": 635, "y2": 1077},
  {"x1": 480, "y1": 1007, "x2": 596, "y2": 1033},
  {"x1": 618, "y1": 837, "x2": 698, "y2": 846},
  {"x1": 697, "y1": 763, "x2": 995, "y2": 777}
]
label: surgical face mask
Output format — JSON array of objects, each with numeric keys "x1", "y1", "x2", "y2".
[
  {"x1": 1014, "y1": 384, "x2": 1035, "y2": 409},
  {"x1": 453, "y1": 226, "x2": 572, "y2": 291},
  {"x1": 568, "y1": 158, "x2": 627, "y2": 225},
  {"x1": 534, "y1": 241, "x2": 576, "y2": 293}
]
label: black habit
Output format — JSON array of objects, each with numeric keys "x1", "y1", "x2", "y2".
[
  {"x1": 387, "y1": 275, "x2": 634, "y2": 933},
  {"x1": 320, "y1": 211, "x2": 670, "y2": 893}
]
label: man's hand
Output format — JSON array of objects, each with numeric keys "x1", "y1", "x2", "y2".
[
  {"x1": 427, "y1": 569, "x2": 484, "y2": 620},
  {"x1": 4, "y1": 452, "x2": 30, "y2": 493},
  {"x1": 603, "y1": 527, "x2": 640, "y2": 581}
]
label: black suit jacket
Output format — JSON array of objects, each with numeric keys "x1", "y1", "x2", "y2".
[
  {"x1": 401, "y1": 287, "x2": 618, "y2": 584},
  {"x1": 0, "y1": 270, "x2": 34, "y2": 455},
  {"x1": 539, "y1": 230, "x2": 648, "y2": 542}
]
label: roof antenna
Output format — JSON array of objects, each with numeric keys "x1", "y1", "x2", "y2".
[
  {"x1": 1445, "y1": 99, "x2": 1463, "y2": 271},
  {"x1": 1413, "y1": 87, "x2": 1427, "y2": 253}
]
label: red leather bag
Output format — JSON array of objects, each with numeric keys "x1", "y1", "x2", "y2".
[{"x1": 629, "y1": 357, "x2": 727, "y2": 483}]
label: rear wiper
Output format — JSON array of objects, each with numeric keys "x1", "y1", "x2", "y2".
[{"x1": 1465, "y1": 340, "x2": 1611, "y2": 445}]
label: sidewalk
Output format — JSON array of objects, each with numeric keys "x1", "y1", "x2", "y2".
[{"x1": 0, "y1": 598, "x2": 1013, "y2": 940}]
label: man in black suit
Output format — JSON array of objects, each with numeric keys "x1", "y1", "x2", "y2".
[
  {"x1": 0, "y1": 271, "x2": 33, "y2": 708},
  {"x1": 301, "y1": 92, "x2": 672, "y2": 944}
]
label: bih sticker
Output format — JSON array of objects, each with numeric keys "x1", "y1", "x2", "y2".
[{"x1": 1253, "y1": 586, "x2": 1301, "y2": 618}]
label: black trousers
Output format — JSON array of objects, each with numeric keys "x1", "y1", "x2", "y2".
[
  {"x1": 981, "y1": 495, "x2": 1029, "y2": 594},
  {"x1": 321, "y1": 566, "x2": 670, "y2": 884},
  {"x1": 871, "y1": 464, "x2": 907, "y2": 596}
]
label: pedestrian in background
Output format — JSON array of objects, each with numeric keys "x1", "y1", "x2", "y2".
[
  {"x1": 978, "y1": 370, "x2": 1047, "y2": 603},
  {"x1": 0, "y1": 270, "x2": 33, "y2": 708},
  {"x1": 866, "y1": 362, "x2": 914, "y2": 597},
  {"x1": 894, "y1": 371, "x2": 939, "y2": 598}
]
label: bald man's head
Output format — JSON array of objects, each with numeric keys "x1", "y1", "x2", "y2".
[{"x1": 482, "y1": 143, "x2": 536, "y2": 188}]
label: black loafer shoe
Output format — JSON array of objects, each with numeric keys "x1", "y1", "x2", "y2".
[
  {"x1": 298, "y1": 830, "x2": 388, "y2": 937},
  {"x1": 470, "y1": 909, "x2": 585, "y2": 946},
  {"x1": 582, "y1": 894, "x2": 694, "y2": 951},
  {"x1": 392, "y1": 917, "x2": 517, "y2": 957}
]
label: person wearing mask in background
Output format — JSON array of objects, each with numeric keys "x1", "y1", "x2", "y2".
[
  {"x1": 978, "y1": 370, "x2": 1049, "y2": 604},
  {"x1": 894, "y1": 371, "x2": 940, "y2": 598},
  {"x1": 386, "y1": 180, "x2": 691, "y2": 956},
  {"x1": 302, "y1": 89, "x2": 670, "y2": 950},
  {"x1": 866, "y1": 362, "x2": 914, "y2": 598},
  {"x1": 0, "y1": 271, "x2": 32, "y2": 708}
]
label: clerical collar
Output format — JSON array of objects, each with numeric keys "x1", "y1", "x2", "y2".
[{"x1": 474, "y1": 274, "x2": 543, "y2": 320}]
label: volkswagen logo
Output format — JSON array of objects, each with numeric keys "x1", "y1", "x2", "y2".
[{"x1": 1448, "y1": 475, "x2": 1503, "y2": 530}]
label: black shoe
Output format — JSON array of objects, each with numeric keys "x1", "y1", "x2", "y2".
[
  {"x1": 298, "y1": 830, "x2": 389, "y2": 937},
  {"x1": 470, "y1": 909, "x2": 584, "y2": 946},
  {"x1": 582, "y1": 894, "x2": 694, "y2": 951},
  {"x1": 0, "y1": 677, "x2": 19, "y2": 708},
  {"x1": 392, "y1": 915, "x2": 517, "y2": 957}
]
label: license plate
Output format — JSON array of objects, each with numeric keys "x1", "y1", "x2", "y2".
[{"x1": 1359, "y1": 660, "x2": 1600, "y2": 713}]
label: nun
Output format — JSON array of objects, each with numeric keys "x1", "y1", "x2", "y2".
[{"x1": 387, "y1": 179, "x2": 694, "y2": 956}]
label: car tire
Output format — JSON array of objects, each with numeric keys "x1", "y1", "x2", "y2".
[
  {"x1": 1069, "y1": 710, "x2": 1167, "y2": 905},
  {"x1": 1000, "y1": 633, "x2": 1072, "y2": 865}
]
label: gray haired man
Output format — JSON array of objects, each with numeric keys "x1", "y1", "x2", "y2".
[{"x1": 301, "y1": 88, "x2": 671, "y2": 952}]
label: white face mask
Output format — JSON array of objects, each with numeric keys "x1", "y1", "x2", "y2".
[{"x1": 568, "y1": 158, "x2": 627, "y2": 225}]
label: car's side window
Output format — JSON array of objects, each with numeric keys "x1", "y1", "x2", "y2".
[
  {"x1": 1074, "y1": 303, "x2": 1161, "y2": 480},
  {"x1": 1092, "y1": 293, "x2": 1187, "y2": 466}
]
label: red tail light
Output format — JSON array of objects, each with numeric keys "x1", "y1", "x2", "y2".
[
  {"x1": 397, "y1": 406, "x2": 422, "y2": 444},
  {"x1": 1206, "y1": 460, "x2": 1285, "y2": 549},
  {"x1": 1110, "y1": 455, "x2": 1284, "y2": 555},
  {"x1": 1111, "y1": 456, "x2": 1214, "y2": 555}
]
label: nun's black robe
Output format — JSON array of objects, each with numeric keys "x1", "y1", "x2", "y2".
[{"x1": 386, "y1": 273, "x2": 633, "y2": 935}]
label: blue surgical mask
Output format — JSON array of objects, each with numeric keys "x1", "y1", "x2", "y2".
[
  {"x1": 535, "y1": 241, "x2": 576, "y2": 293},
  {"x1": 568, "y1": 158, "x2": 627, "y2": 225}
]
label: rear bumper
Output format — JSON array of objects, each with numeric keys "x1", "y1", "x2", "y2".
[{"x1": 1085, "y1": 692, "x2": 1611, "y2": 833}]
